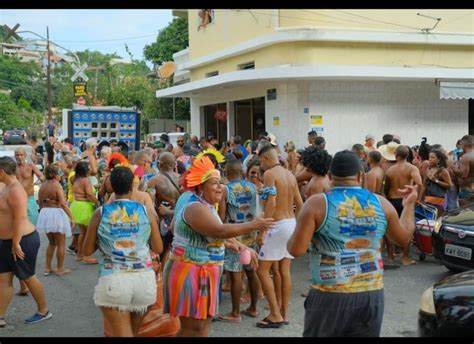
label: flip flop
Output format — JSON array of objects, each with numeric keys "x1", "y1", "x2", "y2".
[
  {"x1": 240, "y1": 296, "x2": 251, "y2": 304},
  {"x1": 55, "y1": 269, "x2": 72, "y2": 276},
  {"x1": 81, "y1": 257, "x2": 98, "y2": 264},
  {"x1": 283, "y1": 320, "x2": 289, "y2": 325},
  {"x1": 241, "y1": 309, "x2": 259, "y2": 318},
  {"x1": 256, "y1": 317, "x2": 283, "y2": 329},
  {"x1": 217, "y1": 314, "x2": 241, "y2": 323},
  {"x1": 43, "y1": 270, "x2": 55, "y2": 276},
  {"x1": 16, "y1": 291, "x2": 29, "y2": 296},
  {"x1": 402, "y1": 259, "x2": 417, "y2": 266}
]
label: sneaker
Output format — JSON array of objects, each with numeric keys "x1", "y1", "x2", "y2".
[
  {"x1": 66, "y1": 247, "x2": 76, "y2": 255},
  {"x1": 24, "y1": 311, "x2": 53, "y2": 324},
  {"x1": 0, "y1": 318, "x2": 6, "y2": 327}
]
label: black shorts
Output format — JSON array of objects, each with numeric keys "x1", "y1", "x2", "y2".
[
  {"x1": 0, "y1": 231, "x2": 40, "y2": 280},
  {"x1": 388, "y1": 198, "x2": 404, "y2": 217},
  {"x1": 303, "y1": 288, "x2": 384, "y2": 337}
]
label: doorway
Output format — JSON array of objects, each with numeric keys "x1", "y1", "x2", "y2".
[
  {"x1": 234, "y1": 97, "x2": 265, "y2": 141},
  {"x1": 203, "y1": 103, "x2": 227, "y2": 144}
]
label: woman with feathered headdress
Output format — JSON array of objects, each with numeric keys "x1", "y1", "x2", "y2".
[{"x1": 163, "y1": 156, "x2": 274, "y2": 336}]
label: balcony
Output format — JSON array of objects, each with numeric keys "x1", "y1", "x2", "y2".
[{"x1": 173, "y1": 48, "x2": 190, "y2": 85}]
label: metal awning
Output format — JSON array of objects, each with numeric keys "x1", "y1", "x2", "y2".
[{"x1": 439, "y1": 81, "x2": 474, "y2": 99}]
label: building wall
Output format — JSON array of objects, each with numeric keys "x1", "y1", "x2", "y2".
[
  {"x1": 186, "y1": 9, "x2": 473, "y2": 67},
  {"x1": 265, "y1": 80, "x2": 468, "y2": 153},
  {"x1": 188, "y1": 9, "x2": 277, "y2": 60},
  {"x1": 279, "y1": 10, "x2": 473, "y2": 34},
  {"x1": 190, "y1": 41, "x2": 474, "y2": 80},
  {"x1": 190, "y1": 80, "x2": 468, "y2": 154}
]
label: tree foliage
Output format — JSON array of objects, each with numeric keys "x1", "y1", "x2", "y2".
[{"x1": 144, "y1": 17, "x2": 189, "y2": 66}]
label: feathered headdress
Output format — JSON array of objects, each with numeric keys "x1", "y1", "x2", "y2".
[
  {"x1": 195, "y1": 148, "x2": 225, "y2": 164},
  {"x1": 185, "y1": 156, "x2": 221, "y2": 188},
  {"x1": 107, "y1": 152, "x2": 128, "y2": 170}
]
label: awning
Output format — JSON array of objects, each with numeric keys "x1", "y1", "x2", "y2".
[{"x1": 440, "y1": 82, "x2": 474, "y2": 99}]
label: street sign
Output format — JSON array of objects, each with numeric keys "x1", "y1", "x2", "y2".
[
  {"x1": 4, "y1": 24, "x2": 21, "y2": 42},
  {"x1": 70, "y1": 63, "x2": 89, "y2": 82},
  {"x1": 73, "y1": 79, "x2": 87, "y2": 97},
  {"x1": 77, "y1": 97, "x2": 86, "y2": 106}
]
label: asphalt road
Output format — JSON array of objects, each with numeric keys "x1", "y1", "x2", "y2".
[
  {"x1": 0, "y1": 233, "x2": 453, "y2": 337},
  {"x1": 0, "y1": 143, "x2": 455, "y2": 337}
]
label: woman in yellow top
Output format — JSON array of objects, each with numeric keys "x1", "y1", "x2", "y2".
[{"x1": 70, "y1": 161, "x2": 99, "y2": 263}]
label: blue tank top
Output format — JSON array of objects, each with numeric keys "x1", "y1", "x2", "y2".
[
  {"x1": 225, "y1": 179, "x2": 257, "y2": 246},
  {"x1": 97, "y1": 200, "x2": 153, "y2": 277},
  {"x1": 310, "y1": 187, "x2": 387, "y2": 293},
  {"x1": 171, "y1": 193, "x2": 225, "y2": 265}
]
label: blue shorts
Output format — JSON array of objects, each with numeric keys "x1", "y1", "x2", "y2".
[
  {"x1": 0, "y1": 231, "x2": 40, "y2": 280},
  {"x1": 27, "y1": 196, "x2": 39, "y2": 226}
]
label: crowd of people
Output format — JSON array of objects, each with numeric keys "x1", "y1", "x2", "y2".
[{"x1": 0, "y1": 128, "x2": 472, "y2": 337}]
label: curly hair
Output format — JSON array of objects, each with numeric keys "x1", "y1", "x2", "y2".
[{"x1": 300, "y1": 146, "x2": 332, "y2": 176}]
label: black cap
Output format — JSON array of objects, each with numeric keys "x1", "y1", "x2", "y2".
[
  {"x1": 160, "y1": 134, "x2": 169, "y2": 142},
  {"x1": 329, "y1": 150, "x2": 362, "y2": 177}
]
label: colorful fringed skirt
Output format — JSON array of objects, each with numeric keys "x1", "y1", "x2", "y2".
[{"x1": 163, "y1": 257, "x2": 223, "y2": 320}]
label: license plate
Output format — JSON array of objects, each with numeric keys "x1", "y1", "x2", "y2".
[{"x1": 445, "y1": 244, "x2": 472, "y2": 261}]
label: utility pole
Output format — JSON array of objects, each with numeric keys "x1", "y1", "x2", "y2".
[{"x1": 46, "y1": 26, "x2": 53, "y2": 124}]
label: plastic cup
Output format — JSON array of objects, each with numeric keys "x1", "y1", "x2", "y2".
[{"x1": 240, "y1": 249, "x2": 251, "y2": 265}]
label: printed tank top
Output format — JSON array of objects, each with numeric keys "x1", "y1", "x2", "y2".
[
  {"x1": 310, "y1": 187, "x2": 387, "y2": 293},
  {"x1": 171, "y1": 193, "x2": 225, "y2": 265},
  {"x1": 97, "y1": 199, "x2": 153, "y2": 277}
]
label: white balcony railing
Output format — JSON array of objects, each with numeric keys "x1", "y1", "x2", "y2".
[{"x1": 173, "y1": 48, "x2": 190, "y2": 85}]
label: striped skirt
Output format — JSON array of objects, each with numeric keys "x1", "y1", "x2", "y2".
[{"x1": 163, "y1": 258, "x2": 222, "y2": 320}]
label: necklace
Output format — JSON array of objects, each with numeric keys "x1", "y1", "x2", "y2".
[{"x1": 269, "y1": 163, "x2": 280, "y2": 170}]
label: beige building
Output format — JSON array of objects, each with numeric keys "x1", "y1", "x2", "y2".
[{"x1": 156, "y1": 9, "x2": 474, "y2": 151}]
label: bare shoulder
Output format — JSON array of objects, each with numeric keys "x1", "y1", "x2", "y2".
[{"x1": 8, "y1": 183, "x2": 27, "y2": 204}]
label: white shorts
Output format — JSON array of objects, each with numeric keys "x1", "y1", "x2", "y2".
[
  {"x1": 258, "y1": 218, "x2": 295, "y2": 261},
  {"x1": 94, "y1": 270, "x2": 157, "y2": 314},
  {"x1": 36, "y1": 208, "x2": 72, "y2": 237}
]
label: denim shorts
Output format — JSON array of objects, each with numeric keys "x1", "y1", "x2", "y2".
[{"x1": 94, "y1": 270, "x2": 156, "y2": 315}]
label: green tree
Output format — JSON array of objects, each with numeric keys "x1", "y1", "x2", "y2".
[
  {"x1": 143, "y1": 16, "x2": 190, "y2": 122},
  {"x1": 144, "y1": 17, "x2": 189, "y2": 66}
]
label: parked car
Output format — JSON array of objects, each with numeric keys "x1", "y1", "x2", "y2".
[
  {"x1": 432, "y1": 203, "x2": 474, "y2": 272},
  {"x1": 3, "y1": 129, "x2": 27, "y2": 145},
  {"x1": 418, "y1": 270, "x2": 474, "y2": 336}
]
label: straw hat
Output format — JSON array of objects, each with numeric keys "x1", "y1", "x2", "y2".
[{"x1": 378, "y1": 141, "x2": 399, "y2": 161}]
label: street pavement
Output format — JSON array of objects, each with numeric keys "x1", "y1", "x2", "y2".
[
  {"x1": 0, "y1": 143, "x2": 455, "y2": 337},
  {"x1": 0, "y1": 231, "x2": 453, "y2": 337}
]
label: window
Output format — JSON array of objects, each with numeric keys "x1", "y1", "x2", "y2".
[
  {"x1": 206, "y1": 71, "x2": 219, "y2": 77},
  {"x1": 238, "y1": 61, "x2": 255, "y2": 70}
]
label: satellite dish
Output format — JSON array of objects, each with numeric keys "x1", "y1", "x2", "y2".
[{"x1": 158, "y1": 62, "x2": 176, "y2": 79}]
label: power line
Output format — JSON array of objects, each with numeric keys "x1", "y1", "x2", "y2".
[
  {"x1": 435, "y1": 12, "x2": 473, "y2": 29},
  {"x1": 332, "y1": 10, "x2": 421, "y2": 30},
  {"x1": 54, "y1": 33, "x2": 158, "y2": 43}
]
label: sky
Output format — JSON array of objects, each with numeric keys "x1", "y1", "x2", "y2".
[{"x1": 1, "y1": 9, "x2": 174, "y2": 65}]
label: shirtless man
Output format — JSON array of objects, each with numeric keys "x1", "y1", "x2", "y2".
[
  {"x1": 384, "y1": 146, "x2": 422, "y2": 266},
  {"x1": 366, "y1": 151, "x2": 384, "y2": 195},
  {"x1": 0, "y1": 157, "x2": 52, "y2": 327},
  {"x1": 15, "y1": 148, "x2": 44, "y2": 296},
  {"x1": 255, "y1": 143, "x2": 303, "y2": 328},
  {"x1": 15, "y1": 148, "x2": 44, "y2": 226},
  {"x1": 146, "y1": 152, "x2": 180, "y2": 262},
  {"x1": 299, "y1": 145, "x2": 332, "y2": 200},
  {"x1": 81, "y1": 138, "x2": 98, "y2": 177},
  {"x1": 452, "y1": 135, "x2": 474, "y2": 206}
]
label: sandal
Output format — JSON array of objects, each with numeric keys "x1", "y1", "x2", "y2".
[
  {"x1": 55, "y1": 269, "x2": 72, "y2": 276},
  {"x1": 16, "y1": 291, "x2": 29, "y2": 296},
  {"x1": 217, "y1": 314, "x2": 241, "y2": 323},
  {"x1": 44, "y1": 270, "x2": 55, "y2": 276},
  {"x1": 81, "y1": 257, "x2": 98, "y2": 264},
  {"x1": 256, "y1": 317, "x2": 283, "y2": 329},
  {"x1": 241, "y1": 309, "x2": 259, "y2": 318}
]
